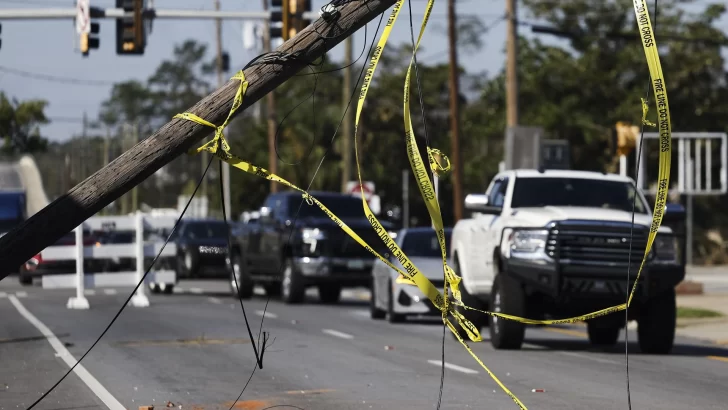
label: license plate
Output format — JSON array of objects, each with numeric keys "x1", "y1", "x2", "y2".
[{"x1": 347, "y1": 259, "x2": 365, "y2": 269}]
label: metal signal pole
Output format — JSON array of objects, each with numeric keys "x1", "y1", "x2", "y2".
[{"x1": 214, "y1": 0, "x2": 232, "y2": 217}]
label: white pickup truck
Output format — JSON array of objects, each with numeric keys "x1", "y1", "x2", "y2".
[{"x1": 450, "y1": 168, "x2": 685, "y2": 354}]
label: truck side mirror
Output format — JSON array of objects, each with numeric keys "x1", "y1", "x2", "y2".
[{"x1": 464, "y1": 194, "x2": 502, "y2": 215}]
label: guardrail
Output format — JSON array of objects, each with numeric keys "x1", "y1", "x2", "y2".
[{"x1": 38, "y1": 213, "x2": 179, "y2": 310}]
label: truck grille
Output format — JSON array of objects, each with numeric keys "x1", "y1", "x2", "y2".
[
  {"x1": 329, "y1": 228, "x2": 389, "y2": 258},
  {"x1": 547, "y1": 220, "x2": 651, "y2": 267}
]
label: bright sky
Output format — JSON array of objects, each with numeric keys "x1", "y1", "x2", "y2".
[{"x1": 0, "y1": 0, "x2": 724, "y2": 142}]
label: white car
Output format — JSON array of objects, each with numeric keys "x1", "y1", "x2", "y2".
[{"x1": 370, "y1": 227, "x2": 453, "y2": 323}]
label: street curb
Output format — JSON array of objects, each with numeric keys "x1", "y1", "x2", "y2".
[{"x1": 676, "y1": 280, "x2": 704, "y2": 295}]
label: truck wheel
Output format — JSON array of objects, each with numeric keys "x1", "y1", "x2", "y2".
[
  {"x1": 489, "y1": 274, "x2": 526, "y2": 350},
  {"x1": 370, "y1": 277, "x2": 386, "y2": 320},
  {"x1": 388, "y1": 279, "x2": 406, "y2": 323},
  {"x1": 587, "y1": 322, "x2": 621, "y2": 347},
  {"x1": 18, "y1": 272, "x2": 32, "y2": 286},
  {"x1": 281, "y1": 258, "x2": 305, "y2": 304},
  {"x1": 264, "y1": 283, "x2": 281, "y2": 297},
  {"x1": 230, "y1": 252, "x2": 253, "y2": 299},
  {"x1": 163, "y1": 284, "x2": 175, "y2": 295},
  {"x1": 637, "y1": 288, "x2": 676, "y2": 354},
  {"x1": 319, "y1": 285, "x2": 341, "y2": 304}
]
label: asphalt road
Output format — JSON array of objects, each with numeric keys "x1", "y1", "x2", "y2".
[{"x1": 2, "y1": 278, "x2": 728, "y2": 410}]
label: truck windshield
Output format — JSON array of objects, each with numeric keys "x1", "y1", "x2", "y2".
[
  {"x1": 292, "y1": 196, "x2": 367, "y2": 219},
  {"x1": 510, "y1": 177, "x2": 648, "y2": 214}
]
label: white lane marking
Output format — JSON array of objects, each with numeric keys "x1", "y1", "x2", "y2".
[
  {"x1": 558, "y1": 351, "x2": 616, "y2": 365},
  {"x1": 427, "y1": 360, "x2": 479, "y2": 375},
  {"x1": 8, "y1": 295, "x2": 125, "y2": 410},
  {"x1": 15, "y1": 291, "x2": 27, "y2": 298},
  {"x1": 189, "y1": 287, "x2": 204, "y2": 294},
  {"x1": 173, "y1": 287, "x2": 185, "y2": 294},
  {"x1": 0, "y1": 292, "x2": 6, "y2": 298},
  {"x1": 322, "y1": 329, "x2": 354, "y2": 340},
  {"x1": 103, "y1": 289, "x2": 117, "y2": 295},
  {"x1": 208, "y1": 297, "x2": 222, "y2": 304},
  {"x1": 84, "y1": 290, "x2": 96, "y2": 296},
  {"x1": 255, "y1": 310, "x2": 278, "y2": 319}
]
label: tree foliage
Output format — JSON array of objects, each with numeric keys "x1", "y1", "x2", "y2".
[
  {"x1": 0, "y1": 92, "x2": 49, "y2": 155},
  {"x1": 37, "y1": 1, "x2": 728, "y2": 262}
]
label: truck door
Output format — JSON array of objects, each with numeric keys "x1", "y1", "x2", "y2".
[
  {"x1": 259, "y1": 195, "x2": 287, "y2": 274},
  {"x1": 482, "y1": 176, "x2": 509, "y2": 280}
]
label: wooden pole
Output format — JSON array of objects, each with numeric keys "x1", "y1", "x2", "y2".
[
  {"x1": 0, "y1": 0, "x2": 399, "y2": 276},
  {"x1": 447, "y1": 0, "x2": 463, "y2": 222},
  {"x1": 505, "y1": 0, "x2": 518, "y2": 127}
]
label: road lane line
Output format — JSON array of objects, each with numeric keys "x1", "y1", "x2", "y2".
[
  {"x1": 427, "y1": 360, "x2": 479, "y2": 375},
  {"x1": 189, "y1": 287, "x2": 204, "y2": 294},
  {"x1": 8, "y1": 295, "x2": 125, "y2": 410},
  {"x1": 208, "y1": 297, "x2": 223, "y2": 304},
  {"x1": 558, "y1": 351, "x2": 616, "y2": 365},
  {"x1": 84, "y1": 290, "x2": 96, "y2": 296},
  {"x1": 103, "y1": 289, "x2": 117, "y2": 295},
  {"x1": 0, "y1": 291, "x2": 7, "y2": 298},
  {"x1": 255, "y1": 310, "x2": 277, "y2": 319},
  {"x1": 15, "y1": 291, "x2": 27, "y2": 298},
  {"x1": 707, "y1": 356, "x2": 728, "y2": 363},
  {"x1": 322, "y1": 329, "x2": 354, "y2": 340}
]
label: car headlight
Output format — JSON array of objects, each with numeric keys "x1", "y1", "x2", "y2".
[
  {"x1": 653, "y1": 234, "x2": 678, "y2": 262},
  {"x1": 510, "y1": 229, "x2": 549, "y2": 254}
]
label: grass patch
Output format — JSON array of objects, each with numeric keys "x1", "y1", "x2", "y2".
[{"x1": 677, "y1": 307, "x2": 723, "y2": 319}]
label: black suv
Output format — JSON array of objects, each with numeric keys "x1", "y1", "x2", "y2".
[{"x1": 228, "y1": 191, "x2": 395, "y2": 304}]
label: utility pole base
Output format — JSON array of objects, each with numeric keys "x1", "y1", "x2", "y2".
[
  {"x1": 131, "y1": 293, "x2": 150, "y2": 308},
  {"x1": 67, "y1": 296, "x2": 90, "y2": 310}
]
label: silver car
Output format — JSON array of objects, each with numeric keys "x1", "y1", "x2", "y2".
[{"x1": 370, "y1": 227, "x2": 453, "y2": 323}]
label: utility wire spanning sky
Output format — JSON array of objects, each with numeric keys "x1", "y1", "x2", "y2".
[{"x1": 0, "y1": 0, "x2": 724, "y2": 141}]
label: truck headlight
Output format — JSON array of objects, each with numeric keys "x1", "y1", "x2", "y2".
[
  {"x1": 302, "y1": 228, "x2": 326, "y2": 255},
  {"x1": 653, "y1": 234, "x2": 678, "y2": 262},
  {"x1": 510, "y1": 229, "x2": 549, "y2": 253}
]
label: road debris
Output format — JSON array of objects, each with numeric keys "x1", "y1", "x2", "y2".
[
  {"x1": 384, "y1": 345, "x2": 394, "y2": 350},
  {"x1": 532, "y1": 389, "x2": 545, "y2": 393}
]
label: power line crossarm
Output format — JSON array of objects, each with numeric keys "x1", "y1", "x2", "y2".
[{"x1": 0, "y1": 0, "x2": 398, "y2": 276}]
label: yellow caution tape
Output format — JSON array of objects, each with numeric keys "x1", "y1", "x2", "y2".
[{"x1": 171, "y1": 0, "x2": 671, "y2": 407}]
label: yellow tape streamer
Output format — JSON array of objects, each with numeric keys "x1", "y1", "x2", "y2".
[{"x1": 171, "y1": 0, "x2": 671, "y2": 407}]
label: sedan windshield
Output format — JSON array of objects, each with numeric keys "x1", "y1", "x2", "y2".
[
  {"x1": 510, "y1": 177, "x2": 647, "y2": 213},
  {"x1": 401, "y1": 229, "x2": 452, "y2": 258}
]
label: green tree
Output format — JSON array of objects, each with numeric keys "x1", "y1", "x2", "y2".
[{"x1": 0, "y1": 92, "x2": 49, "y2": 155}]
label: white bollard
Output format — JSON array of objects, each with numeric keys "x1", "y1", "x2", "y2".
[
  {"x1": 131, "y1": 212, "x2": 150, "y2": 307},
  {"x1": 67, "y1": 224, "x2": 90, "y2": 309}
]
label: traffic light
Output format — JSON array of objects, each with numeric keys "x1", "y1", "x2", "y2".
[
  {"x1": 80, "y1": 21, "x2": 100, "y2": 56},
  {"x1": 270, "y1": 0, "x2": 311, "y2": 41},
  {"x1": 116, "y1": 0, "x2": 146, "y2": 55},
  {"x1": 615, "y1": 121, "x2": 640, "y2": 157},
  {"x1": 221, "y1": 52, "x2": 230, "y2": 72},
  {"x1": 270, "y1": 0, "x2": 290, "y2": 41}
]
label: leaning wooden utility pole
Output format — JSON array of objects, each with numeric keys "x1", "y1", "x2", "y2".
[
  {"x1": 447, "y1": 0, "x2": 463, "y2": 222},
  {"x1": 0, "y1": 0, "x2": 400, "y2": 276},
  {"x1": 262, "y1": 0, "x2": 279, "y2": 193}
]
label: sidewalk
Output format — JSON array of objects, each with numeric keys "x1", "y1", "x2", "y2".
[{"x1": 676, "y1": 292, "x2": 728, "y2": 345}]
